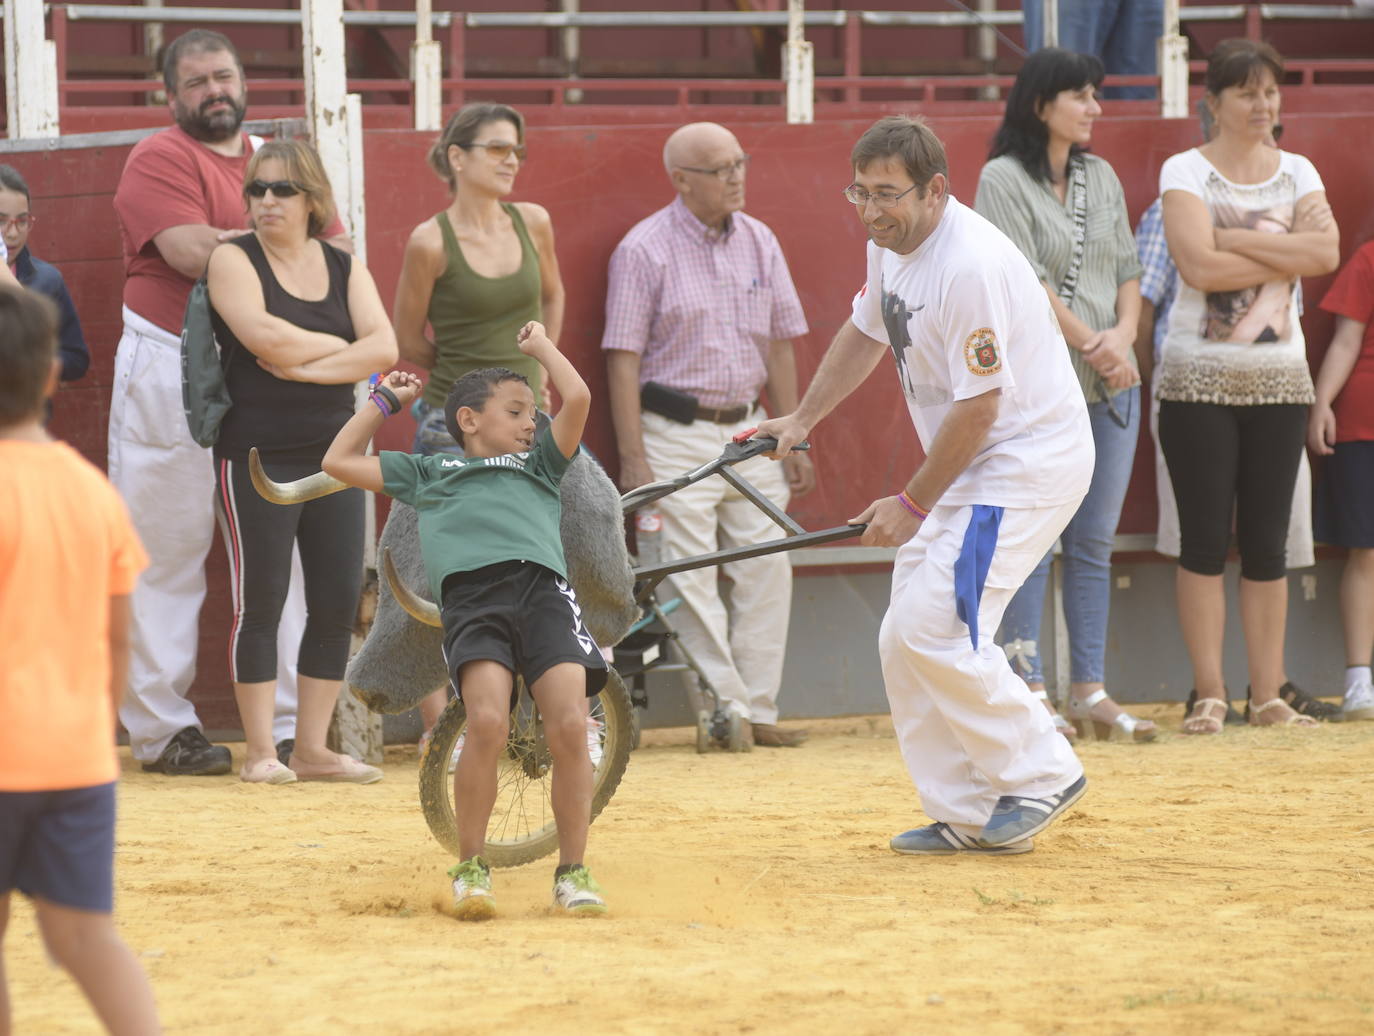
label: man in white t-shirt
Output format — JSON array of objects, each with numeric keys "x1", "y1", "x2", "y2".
[{"x1": 759, "y1": 116, "x2": 1094, "y2": 855}]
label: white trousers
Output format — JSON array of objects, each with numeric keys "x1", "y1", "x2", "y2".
[
  {"x1": 641, "y1": 409, "x2": 792, "y2": 725},
  {"x1": 879, "y1": 499, "x2": 1085, "y2": 837},
  {"x1": 108, "y1": 308, "x2": 303, "y2": 760}
]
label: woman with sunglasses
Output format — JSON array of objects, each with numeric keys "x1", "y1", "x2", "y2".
[
  {"x1": 974, "y1": 48, "x2": 1152, "y2": 742},
  {"x1": 205, "y1": 138, "x2": 398, "y2": 783},
  {"x1": 1159, "y1": 40, "x2": 1338, "y2": 733},
  {"x1": 392, "y1": 102, "x2": 566, "y2": 751}
]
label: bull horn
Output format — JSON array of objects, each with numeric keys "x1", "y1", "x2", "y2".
[
  {"x1": 249, "y1": 447, "x2": 350, "y2": 504},
  {"x1": 383, "y1": 547, "x2": 442, "y2": 628}
]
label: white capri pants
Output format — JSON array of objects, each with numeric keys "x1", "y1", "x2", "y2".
[{"x1": 879, "y1": 499, "x2": 1085, "y2": 837}]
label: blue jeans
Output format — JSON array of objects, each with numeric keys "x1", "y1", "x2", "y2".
[
  {"x1": 1022, "y1": 0, "x2": 1162, "y2": 100},
  {"x1": 999, "y1": 386, "x2": 1140, "y2": 686}
]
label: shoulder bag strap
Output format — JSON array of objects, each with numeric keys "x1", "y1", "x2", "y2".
[{"x1": 1055, "y1": 153, "x2": 1088, "y2": 308}]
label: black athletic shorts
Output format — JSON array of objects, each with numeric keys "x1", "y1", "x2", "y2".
[{"x1": 440, "y1": 560, "x2": 608, "y2": 702}]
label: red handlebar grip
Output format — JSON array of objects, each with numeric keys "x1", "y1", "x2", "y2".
[{"x1": 731, "y1": 426, "x2": 758, "y2": 443}]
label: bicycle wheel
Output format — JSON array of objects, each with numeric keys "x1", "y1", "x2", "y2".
[{"x1": 418, "y1": 667, "x2": 633, "y2": 868}]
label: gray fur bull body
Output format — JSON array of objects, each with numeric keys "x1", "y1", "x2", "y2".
[{"x1": 346, "y1": 450, "x2": 638, "y2": 714}]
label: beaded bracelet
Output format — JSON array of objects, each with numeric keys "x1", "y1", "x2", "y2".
[{"x1": 897, "y1": 490, "x2": 930, "y2": 521}]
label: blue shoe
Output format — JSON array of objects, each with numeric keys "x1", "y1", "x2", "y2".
[
  {"x1": 890, "y1": 822, "x2": 1032, "y2": 856},
  {"x1": 978, "y1": 775, "x2": 1087, "y2": 848}
]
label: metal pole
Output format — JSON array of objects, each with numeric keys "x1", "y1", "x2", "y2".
[
  {"x1": 410, "y1": 0, "x2": 441, "y2": 130},
  {"x1": 977, "y1": 0, "x2": 998, "y2": 101},
  {"x1": 144, "y1": 0, "x2": 165, "y2": 104},
  {"x1": 1043, "y1": 0, "x2": 1059, "y2": 47},
  {"x1": 4, "y1": 0, "x2": 61, "y2": 138},
  {"x1": 1158, "y1": 0, "x2": 1189, "y2": 117},
  {"x1": 562, "y1": 0, "x2": 583, "y2": 105},
  {"x1": 783, "y1": 0, "x2": 813, "y2": 124}
]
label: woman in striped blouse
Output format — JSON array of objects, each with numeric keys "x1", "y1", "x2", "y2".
[{"x1": 975, "y1": 47, "x2": 1153, "y2": 742}]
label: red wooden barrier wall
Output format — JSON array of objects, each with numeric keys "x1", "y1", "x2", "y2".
[{"x1": 15, "y1": 107, "x2": 1372, "y2": 729}]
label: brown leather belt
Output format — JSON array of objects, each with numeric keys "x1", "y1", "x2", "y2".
[{"x1": 695, "y1": 402, "x2": 751, "y2": 424}]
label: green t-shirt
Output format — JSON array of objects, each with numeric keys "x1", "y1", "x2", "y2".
[{"x1": 379, "y1": 427, "x2": 571, "y2": 601}]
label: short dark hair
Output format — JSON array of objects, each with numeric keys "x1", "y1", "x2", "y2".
[
  {"x1": 0, "y1": 286, "x2": 58, "y2": 427},
  {"x1": 1206, "y1": 38, "x2": 1284, "y2": 96},
  {"x1": 427, "y1": 103, "x2": 526, "y2": 190},
  {"x1": 0, "y1": 164, "x2": 30, "y2": 201},
  {"x1": 443, "y1": 367, "x2": 531, "y2": 446},
  {"x1": 850, "y1": 115, "x2": 948, "y2": 193},
  {"x1": 988, "y1": 47, "x2": 1104, "y2": 183},
  {"x1": 162, "y1": 29, "x2": 242, "y2": 95}
]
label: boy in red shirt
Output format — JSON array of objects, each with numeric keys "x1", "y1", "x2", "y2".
[{"x1": 0, "y1": 285, "x2": 160, "y2": 1034}]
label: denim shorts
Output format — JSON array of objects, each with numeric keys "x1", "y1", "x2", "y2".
[
  {"x1": 0, "y1": 783, "x2": 116, "y2": 912},
  {"x1": 411, "y1": 399, "x2": 465, "y2": 458}
]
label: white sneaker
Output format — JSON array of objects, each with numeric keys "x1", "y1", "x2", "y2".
[
  {"x1": 1342, "y1": 679, "x2": 1374, "y2": 722},
  {"x1": 585, "y1": 718, "x2": 604, "y2": 768}
]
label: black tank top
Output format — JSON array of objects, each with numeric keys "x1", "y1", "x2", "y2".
[{"x1": 211, "y1": 234, "x2": 357, "y2": 463}]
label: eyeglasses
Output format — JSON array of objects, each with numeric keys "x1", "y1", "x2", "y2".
[
  {"x1": 843, "y1": 183, "x2": 918, "y2": 209},
  {"x1": 677, "y1": 155, "x2": 750, "y2": 181},
  {"x1": 1, "y1": 213, "x2": 33, "y2": 232},
  {"x1": 463, "y1": 141, "x2": 527, "y2": 162},
  {"x1": 246, "y1": 179, "x2": 305, "y2": 199}
]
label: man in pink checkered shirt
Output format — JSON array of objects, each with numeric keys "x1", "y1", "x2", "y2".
[{"x1": 602, "y1": 121, "x2": 814, "y2": 749}]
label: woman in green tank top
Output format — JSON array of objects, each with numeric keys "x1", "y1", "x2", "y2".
[
  {"x1": 394, "y1": 102, "x2": 565, "y2": 454},
  {"x1": 392, "y1": 103, "x2": 567, "y2": 745}
]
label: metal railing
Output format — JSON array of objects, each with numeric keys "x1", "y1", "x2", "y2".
[{"x1": 8, "y1": 4, "x2": 1374, "y2": 115}]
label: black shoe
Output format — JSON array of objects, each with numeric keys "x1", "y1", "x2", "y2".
[
  {"x1": 1244, "y1": 682, "x2": 1342, "y2": 722},
  {"x1": 275, "y1": 738, "x2": 295, "y2": 767},
  {"x1": 141, "y1": 726, "x2": 232, "y2": 776},
  {"x1": 1183, "y1": 689, "x2": 1245, "y2": 726}
]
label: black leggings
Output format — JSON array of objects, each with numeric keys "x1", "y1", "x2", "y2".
[
  {"x1": 214, "y1": 455, "x2": 364, "y2": 683},
  {"x1": 1157, "y1": 400, "x2": 1306, "y2": 581}
]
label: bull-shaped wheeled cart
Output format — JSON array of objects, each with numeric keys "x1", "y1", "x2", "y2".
[{"x1": 251, "y1": 432, "x2": 861, "y2": 866}]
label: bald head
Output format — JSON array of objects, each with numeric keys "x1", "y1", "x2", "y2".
[
  {"x1": 663, "y1": 122, "x2": 739, "y2": 175},
  {"x1": 662, "y1": 122, "x2": 748, "y2": 230}
]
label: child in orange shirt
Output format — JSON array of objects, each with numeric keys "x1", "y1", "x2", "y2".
[{"x1": 0, "y1": 285, "x2": 160, "y2": 1035}]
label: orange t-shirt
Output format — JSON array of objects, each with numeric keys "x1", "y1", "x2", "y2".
[{"x1": 0, "y1": 440, "x2": 147, "y2": 791}]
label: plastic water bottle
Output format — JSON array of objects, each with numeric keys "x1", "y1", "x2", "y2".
[{"x1": 635, "y1": 508, "x2": 663, "y2": 567}]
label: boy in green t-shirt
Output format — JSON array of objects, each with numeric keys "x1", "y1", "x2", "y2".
[{"x1": 324, "y1": 321, "x2": 608, "y2": 919}]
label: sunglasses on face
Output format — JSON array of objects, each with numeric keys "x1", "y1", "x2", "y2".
[
  {"x1": 463, "y1": 141, "x2": 527, "y2": 162},
  {"x1": 246, "y1": 179, "x2": 305, "y2": 199}
]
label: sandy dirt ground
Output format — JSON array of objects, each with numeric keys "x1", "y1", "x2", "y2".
[{"x1": 8, "y1": 703, "x2": 1374, "y2": 1035}]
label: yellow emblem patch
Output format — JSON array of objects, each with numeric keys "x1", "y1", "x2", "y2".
[{"x1": 964, "y1": 327, "x2": 1001, "y2": 376}]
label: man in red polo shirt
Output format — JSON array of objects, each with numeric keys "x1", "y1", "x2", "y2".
[{"x1": 109, "y1": 29, "x2": 350, "y2": 776}]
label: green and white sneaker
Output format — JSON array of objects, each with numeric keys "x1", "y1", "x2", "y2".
[
  {"x1": 448, "y1": 856, "x2": 495, "y2": 921},
  {"x1": 551, "y1": 864, "x2": 608, "y2": 916}
]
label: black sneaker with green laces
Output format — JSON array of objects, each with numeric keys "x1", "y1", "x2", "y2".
[{"x1": 552, "y1": 864, "x2": 607, "y2": 916}]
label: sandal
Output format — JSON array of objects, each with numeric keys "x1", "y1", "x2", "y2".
[
  {"x1": 1182, "y1": 696, "x2": 1228, "y2": 735},
  {"x1": 291, "y1": 753, "x2": 384, "y2": 784},
  {"x1": 1031, "y1": 690, "x2": 1077, "y2": 742},
  {"x1": 1248, "y1": 697, "x2": 1319, "y2": 728},
  {"x1": 1066, "y1": 688, "x2": 1157, "y2": 743}
]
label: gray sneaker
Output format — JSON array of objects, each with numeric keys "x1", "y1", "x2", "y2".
[
  {"x1": 448, "y1": 857, "x2": 495, "y2": 921},
  {"x1": 978, "y1": 774, "x2": 1088, "y2": 848},
  {"x1": 551, "y1": 865, "x2": 608, "y2": 916},
  {"x1": 891, "y1": 822, "x2": 1032, "y2": 856}
]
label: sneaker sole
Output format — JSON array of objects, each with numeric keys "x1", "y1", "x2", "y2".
[
  {"x1": 1342, "y1": 706, "x2": 1374, "y2": 722},
  {"x1": 553, "y1": 902, "x2": 608, "y2": 917},
  {"x1": 890, "y1": 841, "x2": 1033, "y2": 856},
  {"x1": 141, "y1": 759, "x2": 233, "y2": 777},
  {"x1": 453, "y1": 896, "x2": 496, "y2": 921}
]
